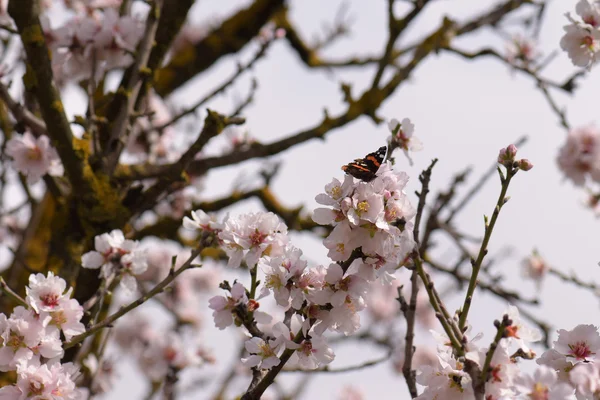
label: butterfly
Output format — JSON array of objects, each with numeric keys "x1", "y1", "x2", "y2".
[{"x1": 341, "y1": 146, "x2": 387, "y2": 182}]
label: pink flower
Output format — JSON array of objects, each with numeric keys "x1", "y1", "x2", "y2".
[
  {"x1": 557, "y1": 125, "x2": 600, "y2": 186},
  {"x1": 25, "y1": 272, "x2": 71, "y2": 314},
  {"x1": 183, "y1": 209, "x2": 223, "y2": 233},
  {"x1": 506, "y1": 35, "x2": 541, "y2": 66},
  {"x1": 241, "y1": 337, "x2": 281, "y2": 370},
  {"x1": 415, "y1": 352, "x2": 474, "y2": 400},
  {"x1": 5, "y1": 133, "x2": 64, "y2": 183},
  {"x1": 576, "y1": 0, "x2": 600, "y2": 28},
  {"x1": 81, "y1": 229, "x2": 148, "y2": 293},
  {"x1": 554, "y1": 324, "x2": 600, "y2": 362},
  {"x1": 219, "y1": 212, "x2": 289, "y2": 268},
  {"x1": 560, "y1": 23, "x2": 600, "y2": 68},
  {"x1": 570, "y1": 362, "x2": 600, "y2": 398},
  {"x1": 0, "y1": 306, "x2": 62, "y2": 371},
  {"x1": 521, "y1": 251, "x2": 549, "y2": 287},
  {"x1": 208, "y1": 282, "x2": 247, "y2": 330},
  {"x1": 292, "y1": 335, "x2": 334, "y2": 369},
  {"x1": 513, "y1": 365, "x2": 576, "y2": 399},
  {"x1": 387, "y1": 118, "x2": 423, "y2": 164}
]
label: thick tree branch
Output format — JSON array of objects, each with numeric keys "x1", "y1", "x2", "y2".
[
  {"x1": 154, "y1": 0, "x2": 285, "y2": 96},
  {"x1": 8, "y1": 0, "x2": 87, "y2": 189}
]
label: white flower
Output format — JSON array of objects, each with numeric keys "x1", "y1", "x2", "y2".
[
  {"x1": 415, "y1": 352, "x2": 474, "y2": 400},
  {"x1": 521, "y1": 251, "x2": 548, "y2": 286},
  {"x1": 259, "y1": 257, "x2": 293, "y2": 307},
  {"x1": 182, "y1": 209, "x2": 223, "y2": 233},
  {"x1": 506, "y1": 35, "x2": 541, "y2": 66},
  {"x1": 219, "y1": 212, "x2": 288, "y2": 268},
  {"x1": 0, "y1": 362, "x2": 84, "y2": 400},
  {"x1": 560, "y1": 23, "x2": 600, "y2": 68},
  {"x1": 554, "y1": 324, "x2": 600, "y2": 362},
  {"x1": 323, "y1": 221, "x2": 354, "y2": 262},
  {"x1": 292, "y1": 334, "x2": 335, "y2": 369},
  {"x1": 513, "y1": 365, "x2": 576, "y2": 399},
  {"x1": 557, "y1": 125, "x2": 600, "y2": 186},
  {"x1": 0, "y1": 306, "x2": 62, "y2": 371},
  {"x1": 241, "y1": 337, "x2": 281, "y2": 370},
  {"x1": 5, "y1": 132, "x2": 64, "y2": 182},
  {"x1": 570, "y1": 362, "x2": 600, "y2": 398},
  {"x1": 387, "y1": 117, "x2": 423, "y2": 164},
  {"x1": 208, "y1": 282, "x2": 247, "y2": 330},
  {"x1": 50, "y1": 298, "x2": 85, "y2": 341},
  {"x1": 503, "y1": 304, "x2": 542, "y2": 351},
  {"x1": 81, "y1": 229, "x2": 148, "y2": 293},
  {"x1": 536, "y1": 349, "x2": 574, "y2": 383},
  {"x1": 576, "y1": 0, "x2": 600, "y2": 27},
  {"x1": 25, "y1": 272, "x2": 71, "y2": 313}
]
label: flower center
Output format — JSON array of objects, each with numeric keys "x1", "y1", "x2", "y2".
[
  {"x1": 569, "y1": 341, "x2": 593, "y2": 360},
  {"x1": 356, "y1": 200, "x2": 369, "y2": 215},
  {"x1": 27, "y1": 147, "x2": 43, "y2": 161},
  {"x1": 505, "y1": 325, "x2": 520, "y2": 339},
  {"x1": 7, "y1": 332, "x2": 25, "y2": 349},
  {"x1": 583, "y1": 16, "x2": 599, "y2": 28},
  {"x1": 52, "y1": 310, "x2": 67, "y2": 326},
  {"x1": 330, "y1": 186, "x2": 342, "y2": 199},
  {"x1": 249, "y1": 230, "x2": 268, "y2": 246},
  {"x1": 28, "y1": 379, "x2": 44, "y2": 396},
  {"x1": 300, "y1": 340, "x2": 313, "y2": 356},
  {"x1": 41, "y1": 293, "x2": 60, "y2": 308},
  {"x1": 529, "y1": 382, "x2": 548, "y2": 400},
  {"x1": 582, "y1": 35, "x2": 596, "y2": 50}
]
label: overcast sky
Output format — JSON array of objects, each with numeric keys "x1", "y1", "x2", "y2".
[{"x1": 53, "y1": 0, "x2": 600, "y2": 398}]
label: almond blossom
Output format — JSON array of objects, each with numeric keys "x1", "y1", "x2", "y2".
[
  {"x1": 0, "y1": 362, "x2": 84, "y2": 400},
  {"x1": 0, "y1": 306, "x2": 62, "y2": 371},
  {"x1": 415, "y1": 352, "x2": 474, "y2": 400},
  {"x1": 218, "y1": 212, "x2": 289, "y2": 268},
  {"x1": 81, "y1": 229, "x2": 148, "y2": 293},
  {"x1": 513, "y1": 365, "x2": 576, "y2": 399},
  {"x1": 570, "y1": 362, "x2": 600, "y2": 398},
  {"x1": 557, "y1": 125, "x2": 600, "y2": 185},
  {"x1": 387, "y1": 118, "x2": 422, "y2": 164},
  {"x1": 553, "y1": 324, "x2": 600, "y2": 362},
  {"x1": 5, "y1": 132, "x2": 64, "y2": 183},
  {"x1": 241, "y1": 337, "x2": 282, "y2": 370},
  {"x1": 521, "y1": 251, "x2": 549, "y2": 286}
]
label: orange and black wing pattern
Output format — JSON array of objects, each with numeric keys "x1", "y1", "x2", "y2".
[{"x1": 341, "y1": 146, "x2": 386, "y2": 182}]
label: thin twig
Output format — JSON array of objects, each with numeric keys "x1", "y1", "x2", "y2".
[{"x1": 64, "y1": 247, "x2": 203, "y2": 349}]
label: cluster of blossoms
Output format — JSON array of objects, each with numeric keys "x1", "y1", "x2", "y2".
[
  {"x1": 5, "y1": 132, "x2": 64, "y2": 183},
  {"x1": 81, "y1": 229, "x2": 148, "y2": 293},
  {"x1": 0, "y1": 272, "x2": 85, "y2": 399},
  {"x1": 42, "y1": 7, "x2": 143, "y2": 82},
  {"x1": 560, "y1": 0, "x2": 600, "y2": 68},
  {"x1": 181, "y1": 144, "x2": 419, "y2": 371},
  {"x1": 557, "y1": 124, "x2": 600, "y2": 186},
  {"x1": 416, "y1": 306, "x2": 571, "y2": 399},
  {"x1": 415, "y1": 316, "x2": 600, "y2": 399},
  {"x1": 498, "y1": 144, "x2": 533, "y2": 171}
]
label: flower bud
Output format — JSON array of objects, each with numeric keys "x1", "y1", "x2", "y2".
[
  {"x1": 518, "y1": 158, "x2": 533, "y2": 171},
  {"x1": 498, "y1": 144, "x2": 518, "y2": 166}
]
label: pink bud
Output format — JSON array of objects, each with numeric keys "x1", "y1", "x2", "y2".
[
  {"x1": 275, "y1": 28, "x2": 286, "y2": 39},
  {"x1": 498, "y1": 144, "x2": 518, "y2": 166},
  {"x1": 518, "y1": 158, "x2": 533, "y2": 171}
]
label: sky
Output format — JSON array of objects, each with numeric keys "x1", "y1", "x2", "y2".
[{"x1": 45, "y1": 0, "x2": 600, "y2": 398}]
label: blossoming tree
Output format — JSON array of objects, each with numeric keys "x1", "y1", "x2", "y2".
[{"x1": 0, "y1": 0, "x2": 599, "y2": 399}]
